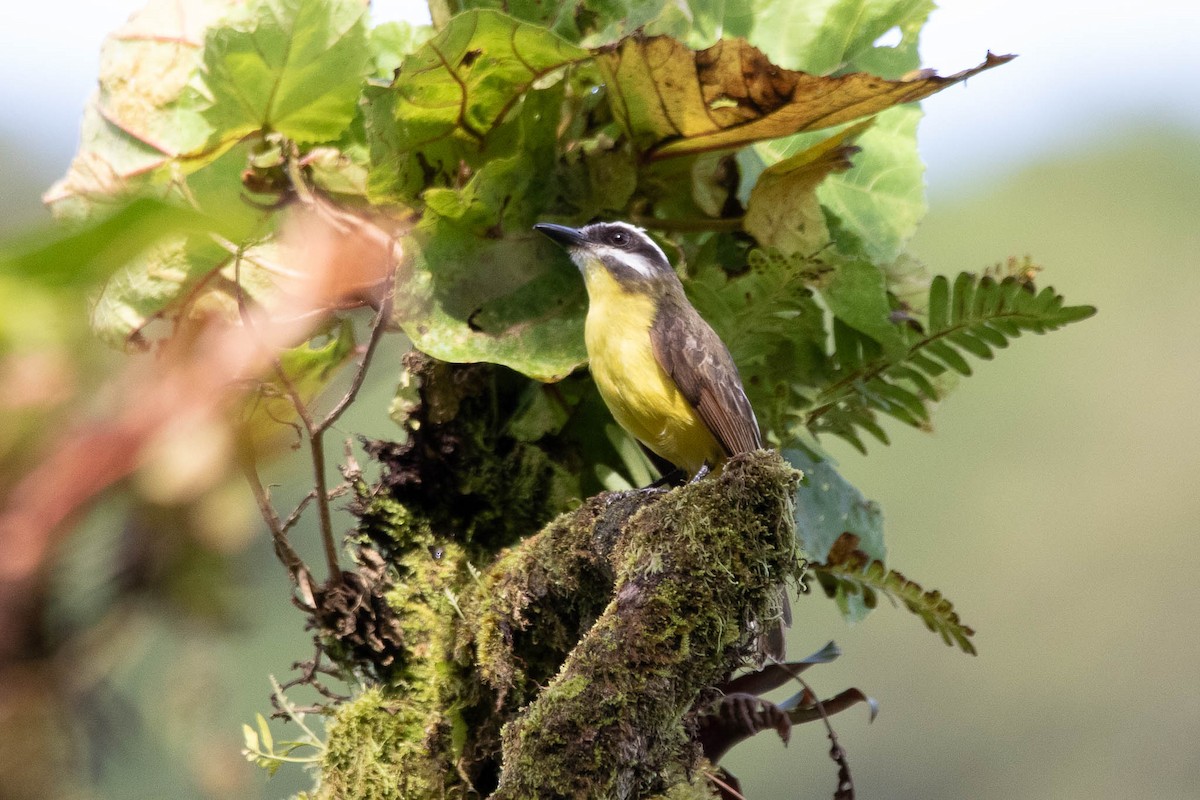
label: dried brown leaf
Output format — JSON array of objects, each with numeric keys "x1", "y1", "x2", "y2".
[{"x1": 597, "y1": 37, "x2": 1013, "y2": 161}]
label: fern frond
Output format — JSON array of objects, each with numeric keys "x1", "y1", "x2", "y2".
[
  {"x1": 808, "y1": 271, "x2": 1095, "y2": 451},
  {"x1": 810, "y1": 533, "x2": 977, "y2": 655}
]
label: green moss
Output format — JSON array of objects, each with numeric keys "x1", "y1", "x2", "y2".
[
  {"x1": 471, "y1": 495, "x2": 620, "y2": 704},
  {"x1": 318, "y1": 687, "x2": 446, "y2": 800},
  {"x1": 361, "y1": 358, "x2": 581, "y2": 560},
  {"x1": 318, "y1": 447, "x2": 799, "y2": 799},
  {"x1": 491, "y1": 451, "x2": 801, "y2": 799}
]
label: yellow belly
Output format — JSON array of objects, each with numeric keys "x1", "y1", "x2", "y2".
[{"x1": 583, "y1": 271, "x2": 722, "y2": 475}]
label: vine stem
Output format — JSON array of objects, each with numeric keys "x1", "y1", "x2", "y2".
[
  {"x1": 270, "y1": 269, "x2": 395, "y2": 588},
  {"x1": 229, "y1": 189, "x2": 399, "y2": 589}
]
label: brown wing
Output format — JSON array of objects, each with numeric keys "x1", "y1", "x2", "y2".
[{"x1": 651, "y1": 293, "x2": 762, "y2": 456}]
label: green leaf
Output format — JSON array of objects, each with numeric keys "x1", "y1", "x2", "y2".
[
  {"x1": 255, "y1": 713, "x2": 274, "y2": 752},
  {"x1": 812, "y1": 533, "x2": 977, "y2": 655},
  {"x1": 786, "y1": 448, "x2": 884, "y2": 564},
  {"x1": 391, "y1": 9, "x2": 587, "y2": 145},
  {"x1": 201, "y1": 0, "x2": 370, "y2": 146},
  {"x1": 364, "y1": 9, "x2": 587, "y2": 204},
  {"x1": 743, "y1": 0, "x2": 950, "y2": 265},
  {"x1": 746, "y1": 0, "x2": 934, "y2": 77},
  {"x1": 450, "y1": 0, "x2": 690, "y2": 48},
  {"x1": 419, "y1": 82, "x2": 560, "y2": 234},
  {"x1": 43, "y1": 0, "x2": 241, "y2": 216},
  {"x1": 808, "y1": 270, "x2": 1096, "y2": 448},
  {"x1": 396, "y1": 216, "x2": 587, "y2": 382},
  {"x1": 787, "y1": 448, "x2": 885, "y2": 623},
  {"x1": 506, "y1": 383, "x2": 571, "y2": 442},
  {"x1": 2, "y1": 199, "x2": 220, "y2": 290},
  {"x1": 90, "y1": 234, "x2": 230, "y2": 349},
  {"x1": 242, "y1": 723, "x2": 259, "y2": 752},
  {"x1": 822, "y1": 257, "x2": 908, "y2": 361},
  {"x1": 368, "y1": 20, "x2": 433, "y2": 81},
  {"x1": 817, "y1": 105, "x2": 927, "y2": 263}
]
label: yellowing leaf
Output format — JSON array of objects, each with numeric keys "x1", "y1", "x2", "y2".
[
  {"x1": 391, "y1": 9, "x2": 588, "y2": 145},
  {"x1": 43, "y1": 0, "x2": 241, "y2": 216},
  {"x1": 597, "y1": 36, "x2": 1012, "y2": 160},
  {"x1": 743, "y1": 120, "x2": 870, "y2": 255}
]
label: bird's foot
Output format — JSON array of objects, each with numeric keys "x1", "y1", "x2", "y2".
[{"x1": 687, "y1": 463, "x2": 712, "y2": 484}]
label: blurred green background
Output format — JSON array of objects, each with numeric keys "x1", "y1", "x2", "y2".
[{"x1": 3, "y1": 1, "x2": 1198, "y2": 798}]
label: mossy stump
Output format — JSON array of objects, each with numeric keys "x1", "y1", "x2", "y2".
[
  {"x1": 317, "y1": 447, "x2": 799, "y2": 799},
  {"x1": 489, "y1": 450, "x2": 800, "y2": 799}
]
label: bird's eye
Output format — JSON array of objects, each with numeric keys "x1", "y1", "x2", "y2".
[{"x1": 609, "y1": 230, "x2": 628, "y2": 246}]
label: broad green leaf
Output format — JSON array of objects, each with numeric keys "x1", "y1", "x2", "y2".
[
  {"x1": 390, "y1": 9, "x2": 587, "y2": 145},
  {"x1": 786, "y1": 448, "x2": 884, "y2": 564},
  {"x1": 368, "y1": 20, "x2": 433, "y2": 81},
  {"x1": 555, "y1": 143, "x2": 639, "y2": 220},
  {"x1": 743, "y1": 122, "x2": 868, "y2": 256},
  {"x1": 597, "y1": 36, "x2": 1011, "y2": 161},
  {"x1": 757, "y1": 104, "x2": 926, "y2": 264},
  {"x1": 422, "y1": 82, "x2": 562, "y2": 233},
  {"x1": 44, "y1": 0, "x2": 241, "y2": 216},
  {"x1": 201, "y1": 0, "x2": 370, "y2": 146},
  {"x1": 446, "y1": 0, "x2": 689, "y2": 47},
  {"x1": 819, "y1": 105, "x2": 926, "y2": 263},
  {"x1": 821, "y1": 257, "x2": 908, "y2": 360},
  {"x1": 396, "y1": 216, "x2": 587, "y2": 382},
  {"x1": 364, "y1": 9, "x2": 587, "y2": 203},
  {"x1": 746, "y1": 0, "x2": 934, "y2": 77}
]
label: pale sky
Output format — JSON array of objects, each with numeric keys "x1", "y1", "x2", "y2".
[{"x1": 2, "y1": 0, "x2": 1197, "y2": 194}]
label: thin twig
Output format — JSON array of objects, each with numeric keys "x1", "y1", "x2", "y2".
[
  {"x1": 281, "y1": 489, "x2": 318, "y2": 534},
  {"x1": 241, "y1": 458, "x2": 309, "y2": 590},
  {"x1": 317, "y1": 280, "x2": 395, "y2": 435},
  {"x1": 270, "y1": 362, "x2": 343, "y2": 587},
  {"x1": 791, "y1": 674, "x2": 855, "y2": 800}
]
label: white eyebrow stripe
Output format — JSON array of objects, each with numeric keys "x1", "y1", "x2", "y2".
[{"x1": 593, "y1": 245, "x2": 658, "y2": 277}]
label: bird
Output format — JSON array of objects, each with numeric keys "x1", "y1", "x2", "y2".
[
  {"x1": 535, "y1": 220, "x2": 789, "y2": 659},
  {"x1": 533, "y1": 220, "x2": 762, "y2": 479}
]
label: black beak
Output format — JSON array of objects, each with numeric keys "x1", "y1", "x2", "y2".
[{"x1": 534, "y1": 222, "x2": 586, "y2": 249}]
